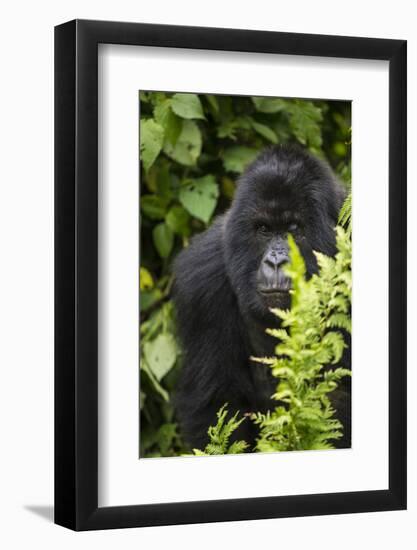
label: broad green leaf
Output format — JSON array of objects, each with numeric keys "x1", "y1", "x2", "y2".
[
  {"x1": 141, "y1": 360, "x2": 169, "y2": 401},
  {"x1": 154, "y1": 100, "x2": 182, "y2": 145},
  {"x1": 140, "y1": 267, "x2": 154, "y2": 290},
  {"x1": 140, "y1": 288, "x2": 162, "y2": 312},
  {"x1": 143, "y1": 333, "x2": 177, "y2": 381},
  {"x1": 141, "y1": 195, "x2": 168, "y2": 220},
  {"x1": 179, "y1": 175, "x2": 219, "y2": 223},
  {"x1": 166, "y1": 205, "x2": 191, "y2": 236},
  {"x1": 152, "y1": 222, "x2": 174, "y2": 258},
  {"x1": 252, "y1": 97, "x2": 286, "y2": 113},
  {"x1": 251, "y1": 121, "x2": 278, "y2": 143},
  {"x1": 288, "y1": 100, "x2": 323, "y2": 149},
  {"x1": 222, "y1": 146, "x2": 258, "y2": 173},
  {"x1": 171, "y1": 93, "x2": 205, "y2": 120},
  {"x1": 140, "y1": 119, "x2": 164, "y2": 172},
  {"x1": 163, "y1": 120, "x2": 202, "y2": 166}
]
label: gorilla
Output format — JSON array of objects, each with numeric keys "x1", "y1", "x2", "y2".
[{"x1": 173, "y1": 145, "x2": 351, "y2": 450}]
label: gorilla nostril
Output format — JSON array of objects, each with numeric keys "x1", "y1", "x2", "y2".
[{"x1": 264, "y1": 254, "x2": 288, "y2": 269}]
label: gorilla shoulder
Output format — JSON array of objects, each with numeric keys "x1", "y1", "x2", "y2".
[{"x1": 173, "y1": 215, "x2": 236, "y2": 331}]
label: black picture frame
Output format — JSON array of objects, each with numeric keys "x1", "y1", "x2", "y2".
[{"x1": 55, "y1": 19, "x2": 407, "y2": 531}]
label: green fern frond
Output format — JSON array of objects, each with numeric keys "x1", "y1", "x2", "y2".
[
  {"x1": 254, "y1": 227, "x2": 351, "y2": 452},
  {"x1": 338, "y1": 192, "x2": 352, "y2": 235},
  {"x1": 193, "y1": 404, "x2": 248, "y2": 455}
]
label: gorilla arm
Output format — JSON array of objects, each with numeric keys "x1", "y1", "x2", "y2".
[{"x1": 173, "y1": 218, "x2": 255, "y2": 449}]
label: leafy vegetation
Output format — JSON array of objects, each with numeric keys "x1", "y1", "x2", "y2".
[
  {"x1": 192, "y1": 405, "x2": 249, "y2": 456},
  {"x1": 338, "y1": 191, "x2": 352, "y2": 236},
  {"x1": 139, "y1": 91, "x2": 351, "y2": 457}
]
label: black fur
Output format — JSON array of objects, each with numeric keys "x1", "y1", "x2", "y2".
[{"x1": 173, "y1": 145, "x2": 351, "y2": 450}]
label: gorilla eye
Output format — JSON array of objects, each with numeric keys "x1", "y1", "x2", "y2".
[
  {"x1": 288, "y1": 222, "x2": 299, "y2": 233},
  {"x1": 257, "y1": 224, "x2": 271, "y2": 236}
]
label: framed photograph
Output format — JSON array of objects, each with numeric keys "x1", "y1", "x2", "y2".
[{"x1": 55, "y1": 19, "x2": 407, "y2": 530}]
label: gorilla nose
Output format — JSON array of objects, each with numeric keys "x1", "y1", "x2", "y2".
[
  {"x1": 257, "y1": 250, "x2": 291, "y2": 293},
  {"x1": 264, "y1": 250, "x2": 288, "y2": 269}
]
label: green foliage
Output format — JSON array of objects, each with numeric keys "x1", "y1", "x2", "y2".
[
  {"x1": 139, "y1": 91, "x2": 351, "y2": 457},
  {"x1": 163, "y1": 120, "x2": 202, "y2": 166},
  {"x1": 252, "y1": 228, "x2": 352, "y2": 452},
  {"x1": 252, "y1": 97, "x2": 323, "y2": 152},
  {"x1": 143, "y1": 333, "x2": 177, "y2": 382},
  {"x1": 222, "y1": 146, "x2": 259, "y2": 173},
  {"x1": 170, "y1": 93, "x2": 206, "y2": 120},
  {"x1": 338, "y1": 192, "x2": 352, "y2": 236},
  {"x1": 140, "y1": 119, "x2": 164, "y2": 173},
  {"x1": 179, "y1": 175, "x2": 219, "y2": 223},
  {"x1": 192, "y1": 405, "x2": 249, "y2": 456},
  {"x1": 166, "y1": 205, "x2": 191, "y2": 236}
]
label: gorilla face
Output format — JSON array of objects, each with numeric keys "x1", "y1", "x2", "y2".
[
  {"x1": 224, "y1": 145, "x2": 343, "y2": 321},
  {"x1": 256, "y1": 230, "x2": 292, "y2": 306}
]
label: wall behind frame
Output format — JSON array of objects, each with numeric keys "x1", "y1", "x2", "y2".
[{"x1": 0, "y1": 1, "x2": 414, "y2": 549}]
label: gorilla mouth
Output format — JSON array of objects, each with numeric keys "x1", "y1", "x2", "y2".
[
  {"x1": 259, "y1": 288, "x2": 289, "y2": 296},
  {"x1": 258, "y1": 280, "x2": 291, "y2": 296},
  {"x1": 258, "y1": 287, "x2": 291, "y2": 305}
]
